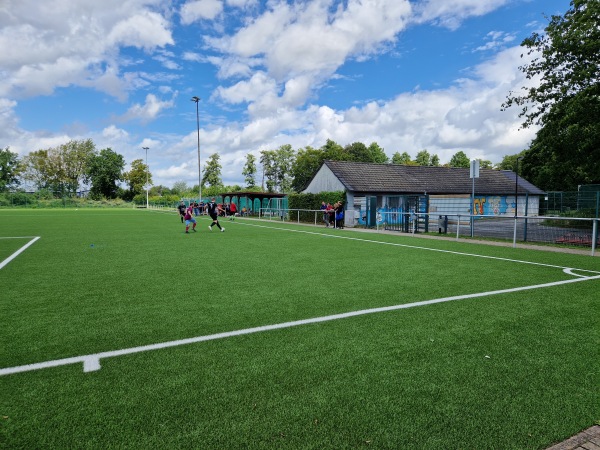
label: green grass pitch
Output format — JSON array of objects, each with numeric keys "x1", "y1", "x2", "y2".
[{"x1": 1, "y1": 208, "x2": 598, "y2": 449}]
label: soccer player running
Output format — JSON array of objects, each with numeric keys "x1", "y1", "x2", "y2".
[
  {"x1": 206, "y1": 197, "x2": 225, "y2": 232},
  {"x1": 184, "y1": 203, "x2": 197, "y2": 233}
]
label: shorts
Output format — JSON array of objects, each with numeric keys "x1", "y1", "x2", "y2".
[
  {"x1": 210, "y1": 213, "x2": 218, "y2": 221},
  {"x1": 185, "y1": 218, "x2": 196, "y2": 225}
]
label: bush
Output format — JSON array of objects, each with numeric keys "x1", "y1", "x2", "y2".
[{"x1": 288, "y1": 191, "x2": 345, "y2": 223}]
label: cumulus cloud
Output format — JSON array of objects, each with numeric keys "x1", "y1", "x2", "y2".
[
  {"x1": 180, "y1": 0, "x2": 224, "y2": 24},
  {"x1": 119, "y1": 94, "x2": 176, "y2": 123},
  {"x1": 412, "y1": 0, "x2": 511, "y2": 30},
  {"x1": 0, "y1": 0, "x2": 174, "y2": 99}
]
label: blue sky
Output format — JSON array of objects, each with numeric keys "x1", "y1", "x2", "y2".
[{"x1": 0, "y1": 0, "x2": 571, "y2": 189}]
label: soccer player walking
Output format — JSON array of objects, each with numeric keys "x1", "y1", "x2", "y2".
[
  {"x1": 206, "y1": 197, "x2": 225, "y2": 232},
  {"x1": 177, "y1": 200, "x2": 186, "y2": 223}
]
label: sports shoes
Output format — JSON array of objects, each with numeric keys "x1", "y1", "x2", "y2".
[
  {"x1": 208, "y1": 226, "x2": 212, "y2": 231},
  {"x1": 192, "y1": 228, "x2": 197, "y2": 232},
  {"x1": 221, "y1": 228, "x2": 225, "y2": 232},
  {"x1": 185, "y1": 231, "x2": 189, "y2": 234}
]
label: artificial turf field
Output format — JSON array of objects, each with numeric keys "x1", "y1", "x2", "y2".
[{"x1": 1, "y1": 208, "x2": 599, "y2": 449}]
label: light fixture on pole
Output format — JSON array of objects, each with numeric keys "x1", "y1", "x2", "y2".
[
  {"x1": 142, "y1": 146, "x2": 149, "y2": 208},
  {"x1": 191, "y1": 96, "x2": 201, "y2": 202}
]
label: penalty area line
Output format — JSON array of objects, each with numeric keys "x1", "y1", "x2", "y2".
[
  {"x1": 1, "y1": 273, "x2": 599, "y2": 377},
  {"x1": 0, "y1": 236, "x2": 40, "y2": 270}
]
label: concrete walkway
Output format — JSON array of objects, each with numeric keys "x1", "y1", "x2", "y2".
[{"x1": 546, "y1": 426, "x2": 600, "y2": 450}]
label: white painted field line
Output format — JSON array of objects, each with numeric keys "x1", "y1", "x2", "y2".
[
  {"x1": 237, "y1": 222, "x2": 600, "y2": 275},
  {"x1": 0, "y1": 236, "x2": 40, "y2": 270},
  {"x1": 1, "y1": 273, "x2": 599, "y2": 377}
]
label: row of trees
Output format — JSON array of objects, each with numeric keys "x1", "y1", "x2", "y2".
[
  {"x1": 1, "y1": 139, "x2": 507, "y2": 199},
  {"x1": 0, "y1": 141, "x2": 151, "y2": 200}
]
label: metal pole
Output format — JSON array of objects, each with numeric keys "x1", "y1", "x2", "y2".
[
  {"x1": 191, "y1": 96, "x2": 202, "y2": 202},
  {"x1": 513, "y1": 156, "x2": 523, "y2": 248},
  {"x1": 142, "y1": 146, "x2": 149, "y2": 208}
]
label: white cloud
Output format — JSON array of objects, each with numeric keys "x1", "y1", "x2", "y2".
[
  {"x1": 180, "y1": 0, "x2": 224, "y2": 24},
  {"x1": 120, "y1": 94, "x2": 176, "y2": 123},
  {"x1": 412, "y1": 0, "x2": 511, "y2": 30},
  {"x1": 0, "y1": 0, "x2": 174, "y2": 99}
]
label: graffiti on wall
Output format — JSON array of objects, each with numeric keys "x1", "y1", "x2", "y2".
[{"x1": 473, "y1": 196, "x2": 512, "y2": 216}]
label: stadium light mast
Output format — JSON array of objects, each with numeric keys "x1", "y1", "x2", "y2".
[
  {"x1": 142, "y1": 146, "x2": 150, "y2": 208},
  {"x1": 191, "y1": 96, "x2": 202, "y2": 202},
  {"x1": 513, "y1": 156, "x2": 523, "y2": 247}
]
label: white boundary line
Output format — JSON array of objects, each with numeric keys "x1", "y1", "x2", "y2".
[
  {"x1": 235, "y1": 221, "x2": 600, "y2": 274},
  {"x1": 0, "y1": 236, "x2": 40, "y2": 270},
  {"x1": 1, "y1": 274, "x2": 599, "y2": 377}
]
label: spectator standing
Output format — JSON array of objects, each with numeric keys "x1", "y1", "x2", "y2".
[{"x1": 229, "y1": 201, "x2": 237, "y2": 221}]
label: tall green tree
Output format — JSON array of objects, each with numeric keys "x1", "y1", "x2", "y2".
[
  {"x1": 344, "y1": 142, "x2": 370, "y2": 162},
  {"x1": 367, "y1": 142, "x2": 389, "y2": 164},
  {"x1": 503, "y1": 0, "x2": 600, "y2": 188},
  {"x1": 87, "y1": 148, "x2": 125, "y2": 199},
  {"x1": 203, "y1": 153, "x2": 223, "y2": 188},
  {"x1": 449, "y1": 151, "x2": 471, "y2": 168},
  {"x1": 291, "y1": 146, "x2": 325, "y2": 192},
  {"x1": 274, "y1": 144, "x2": 295, "y2": 193},
  {"x1": 22, "y1": 140, "x2": 95, "y2": 195},
  {"x1": 123, "y1": 159, "x2": 148, "y2": 199},
  {"x1": 414, "y1": 150, "x2": 432, "y2": 166},
  {"x1": 260, "y1": 149, "x2": 277, "y2": 192},
  {"x1": 391, "y1": 151, "x2": 412, "y2": 165},
  {"x1": 0, "y1": 147, "x2": 21, "y2": 192},
  {"x1": 242, "y1": 153, "x2": 257, "y2": 188},
  {"x1": 321, "y1": 139, "x2": 345, "y2": 161}
]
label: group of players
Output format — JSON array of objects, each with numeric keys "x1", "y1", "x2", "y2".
[{"x1": 177, "y1": 198, "x2": 237, "y2": 233}]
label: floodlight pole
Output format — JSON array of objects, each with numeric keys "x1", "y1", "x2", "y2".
[
  {"x1": 142, "y1": 146, "x2": 149, "y2": 208},
  {"x1": 513, "y1": 156, "x2": 523, "y2": 248},
  {"x1": 191, "y1": 96, "x2": 202, "y2": 202}
]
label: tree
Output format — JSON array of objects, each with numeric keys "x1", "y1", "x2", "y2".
[
  {"x1": 344, "y1": 142, "x2": 370, "y2": 162},
  {"x1": 87, "y1": 148, "x2": 125, "y2": 199},
  {"x1": 367, "y1": 142, "x2": 389, "y2": 164},
  {"x1": 449, "y1": 151, "x2": 470, "y2": 168},
  {"x1": 242, "y1": 153, "x2": 257, "y2": 188},
  {"x1": 0, "y1": 147, "x2": 21, "y2": 192},
  {"x1": 431, "y1": 154, "x2": 441, "y2": 167},
  {"x1": 291, "y1": 146, "x2": 325, "y2": 192},
  {"x1": 414, "y1": 150, "x2": 432, "y2": 166},
  {"x1": 523, "y1": 93, "x2": 600, "y2": 190},
  {"x1": 171, "y1": 181, "x2": 188, "y2": 196},
  {"x1": 497, "y1": 153, "x2": 526, "y2": 171},
  {"x1": 274, "y1": 144, "x2": 295, "y2": 193},
  {"x1": 22, "y1": 140, "x2": 95, "y2": 195},
  {"x1": 321, "y1": 139, "x2": 345, "y2": 161},
  {"x1": 123, "y1": 159, "x2": 148, "y2": 200},
  {"x1": 22, "y1": 150, "x2": 51, "y2": 190},
  {"x1": 391, "y1": 151, "x2": 412, "y2": 165},
  {"x1": 260, "y1": 149, "x2": 277, "y2": 192},
  {"x1": 480, "y1": 160, "x2": 493, "y2": 169},
  {"x1": 503, "y1": 0, "x2": 600, "y2": 128},
  {"x1": 502, "y1": 0, "x2": 600, "y2": 189},
  {"x1": 203, "y1": 153, "x2": 223, "y2": 188}
]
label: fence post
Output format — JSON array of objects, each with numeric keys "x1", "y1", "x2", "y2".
[
  {"x1": 592, "y1": 219, "x2": 598, "y2": 257},
  {"x1": 456, "y1": 215, "x2": 460, "y2": 241},
  {"x1": 524, "y1": 193, "x2": 529, "y2": 242}
]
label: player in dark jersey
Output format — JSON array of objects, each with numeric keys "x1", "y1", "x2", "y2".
[
  {"x1": 206, "y1": 198, "x2": 225, "y2": 232},
  {"x1": 177, "y1": 200, "x2": 186, "y2": 223}
]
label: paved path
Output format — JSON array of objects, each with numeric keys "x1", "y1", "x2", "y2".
[{"x1": 546, "y1": 426, "x2": 600, "y2": 450}]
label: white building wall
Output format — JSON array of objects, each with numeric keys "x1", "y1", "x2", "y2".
[{"x1": 303, "y1": 165, "x2": 345, "y2": 193}]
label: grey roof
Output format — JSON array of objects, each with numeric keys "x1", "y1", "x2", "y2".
[{"x1": 323, "y1": 160, "x2": 546, "y2": 195}]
